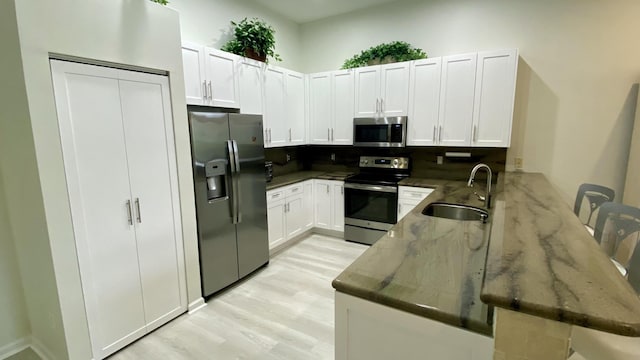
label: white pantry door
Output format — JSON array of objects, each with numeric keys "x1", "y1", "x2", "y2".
[{"x1": 51, "y1": 60, "x2": 146, "y2": 359}]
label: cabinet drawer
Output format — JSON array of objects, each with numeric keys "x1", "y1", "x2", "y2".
[
  {"x1": 399, "y1": 186, "x2": 433, "y2": 201},
  {"x1": 285, "y1": 183, "x2": 304, "y2": 197},
  {"x1": 267, "y1": 189, "x2": 285, "y2": 202}
]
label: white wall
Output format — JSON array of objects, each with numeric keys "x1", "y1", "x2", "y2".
[
  {"x1": 1, "y1": 0, "x2": 201, "y2": 358},
  {"x1": 300, "y1": 0, "x2": 640, "y2": 203},
  {"x1": 0, "y1": 169, "x2": 30, "y2": 353},
  {"x1": 170, "y1": 0, "x2": 303, "y2": 70}
]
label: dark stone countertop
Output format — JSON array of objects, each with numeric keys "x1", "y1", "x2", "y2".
[
  {"x1": 332, "y1": 178, "x2": 494, "y2": 336},
  {"x1": 332, "y1": 172, "x2": 640, "y2": 337},
  {"x1": 266, "y1": 171, "x2": 355, "y2": 191},
  {"x1": 482, "y1": 172, "x2": 640, "y2": 336}
]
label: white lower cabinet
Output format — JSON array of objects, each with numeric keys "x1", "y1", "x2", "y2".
[
  {"x1": 51, "y1": 60, "x2": 186, "y2": 359},
  {"x1": 398, "y1": 186, "x2": 434, "y2": 221},
  {"x1": 266, "y1": 181, "x2": 314, "y2": 250},
  {"x1": 314, "y1": 180, "x2": 345, "y2": 232}
]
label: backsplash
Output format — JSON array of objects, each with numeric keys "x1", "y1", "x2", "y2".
[{"x1": 266, "y1": 146, "x2": 506, "y2": 181}]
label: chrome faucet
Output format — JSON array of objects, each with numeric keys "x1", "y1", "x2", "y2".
[{"x1": 467, "y1": 164, "x2": 492, "y2": 208}]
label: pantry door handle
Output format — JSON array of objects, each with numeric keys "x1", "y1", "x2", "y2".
[
  {"x1": 208, "y1": 81, "x2": 213, "y2": 100},
  {"x1": 125, "y1": 200, "x2": 133, "y2": 226},
  {"x1": 135, "y1": 198, "x2": 142, "y2": 223}
]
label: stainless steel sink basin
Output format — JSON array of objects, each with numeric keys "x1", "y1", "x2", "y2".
[{"x1": 422, "y1": 202, "x2": 489, "y2": 223}]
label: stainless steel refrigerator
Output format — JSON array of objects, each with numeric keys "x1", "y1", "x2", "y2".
[{"x1": 188, "y1": 109, "x2": 269, "y2": 297}]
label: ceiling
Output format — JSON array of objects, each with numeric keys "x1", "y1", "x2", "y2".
[{"x1": 250, "y1": 0, "x2": 404, "y2": 24}]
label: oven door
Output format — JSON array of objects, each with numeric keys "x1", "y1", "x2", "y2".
[{"x1": 344, "y1": 183, "x2": 398, "y2": 227}]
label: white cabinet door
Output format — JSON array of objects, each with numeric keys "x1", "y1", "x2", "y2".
[
  {"x1": 314, "y1": 180, "x2": 333, "y2": 229},
  {"x1": 285, "y1": 194, "x2": 305, "y2": 238},
  {"x1": 333, "y1": 70, "x2": 354, "y2": 144},
  {"x1": 181, "y1": 43, "x2": 206, "y2": 106},
  {"x1": 285, "y1": 70, "x2": 306, "y2": 145},
  {"x1": 118, "y1": 74, "x2": 185, "y2": 332},
  {"x1": 472, "y1": 49, "x2": 518, "y2": 148},
  {"x1": 398, "y1": 199, "x2": 421, "y2": 221},
  {"x1": 204, "y1": 48, "x2": 240, "y2": 109},
  {"x1": 354, "y1": 67, "x2": 380, "y2": 118},
  {"x1": 439, "y1": 53, "x2": 477, "y2": 146},
  {"x1": 380, "y1": 62, "x2": 410, "y2": 117},
  {"x1": 264, "y1": 66, "x2": 287, "y2": 147},
  {"x1": 238, "y1": 58, "x2": 264, "y2": 115},
  {"x1": 407, "y1": 58, "x2": 442, "y2": 146},
  {"x1": 267, "y1": 198, "x2": 286, "y2": 249},
  {"x1": 303, "y1": 180, "x2": 314, "y2": 230},
  {"x1": 308, "y1": 72, "x2": 332, "y2": 144},
  {"x1": 332, "y1": 181, "x2": 345, "y2": 232}
]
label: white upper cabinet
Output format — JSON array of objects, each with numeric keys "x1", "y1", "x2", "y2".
[
  {"x1": 204, "y1": 48, "x2": 241, "y2": 108},
  {"x1": 308, "y1": 72, "x2": 332, "y2": 144},
  {"x1": 354, "y1": 63, "x2": 410, "y2": 118},
  {"x1": 472, "y1": 49, "x2": 518, "y2": 147},
  {"x1": 181, "y1": 44, "x2": 240, "y2": 108},
  {"x1": 308, "y1": 70, "x2": 355, "y2": 145},
  {"x1": 238, "y1": 58, "x2": 264, "y2": 115},
  {"x1": 332, "y1": 70, "x2": 355, "y2": 144},
  {"x1": 407, "y1": 58, "x2": 442, "y2": 146},
  {"x1": 285, "y1": 70, "x2": 306, "y2": 145},
  {"x1": 264, "y1": 66, "x2": 287, "y2": 147},
  {"x1": 181, "y1": 42, "x2": 207, "y2": 106},
  {"x1": 379, "y1": 63, "x2": 410, "y2": 117},
  {"x1": 438, "y1": 53, "x2": 477, "y2": 146},
  {"x1": 354, "y1": 67, "x2": 380, "y2": 118}
]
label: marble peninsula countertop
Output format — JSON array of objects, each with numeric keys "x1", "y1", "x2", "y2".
[
  {"x1": 332, "y1": 172, "x2": 640, "y2": 337},
  {"x1": 333, "y1": 178, "x2": 495, "y2": 336},
  {"x1": 482, "y1": 173, "x2": 640, "y2": 336},
  {"x1": 266, "y1": 170, "x2": 355, "y2": 191}
]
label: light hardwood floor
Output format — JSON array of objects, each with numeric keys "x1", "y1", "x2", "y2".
[{"x1": 110, "y1": 234, "x2": 367, "y2": 360}]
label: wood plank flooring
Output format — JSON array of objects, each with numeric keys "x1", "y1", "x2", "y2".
[{"x1": 110, "y1": 234, "x2": 367, "y2": 360}]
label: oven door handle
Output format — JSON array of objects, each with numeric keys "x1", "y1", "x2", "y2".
[{"x1": 344, "y1": 183, "x2": 398, "y2": 193}]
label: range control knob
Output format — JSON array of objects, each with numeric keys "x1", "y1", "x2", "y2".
[
  {"x1": 392, "y1": 158, "x2": 399, "y2": 167},
  {"x1": 363, "y1": 160, "x2": 369, "y2": 165}
]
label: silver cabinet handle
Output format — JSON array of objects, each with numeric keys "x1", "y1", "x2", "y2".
[
  {"x1": 269, "y1": 129, "x2": 272, "y2": 143},
  {"x1": 439, "y1": 126, "x2": 443, "y2": 142},
  {"x1": 398, "y1": 203, "x2": 402, "y2": 214},
  {"x1": 232, "y1": 140, "x2": 241, "y2": 224},
  {"x1": 289, "y1": 128, "x2": 292, "y2": 142},
  {"x1": 433, "y1": 126, "x2": 436, "y2": 143},
  {"x1": 473, "y1": 125, "x2": 478, "y2": 142},
  {"x1": 341, "y1": 185, "x2": 343, "y2": 195},
  {"x1": 326, "y1": 185, "x2": 329, "y2": 194},
  {"x1": 134, "y1": 198, "x2": 142, "y2": 223},
  {"x1": 125, "y1": 200, "x2": 133, "y2": 226},
  {"x1": 376, "y1": 99, "x2": 379, "y2": 114},
  {"x1": 265, "y1": 129, "x2": 269, "y2": 144},
  {"x1": 380, "y1": 98, "x2": 384, "y2": 114},
  {"x1": 331, "y1": 128, "x2": 334, "y2": 142},
  {"x1": 328, "y1": 128, "x2": 330, "y2": 141},
  {"x1": 208, "y1": 81, "x2": 213, "y2": 100},
  {"x1": 203, "y1": 81, "x2": 208, "y2": 100}
]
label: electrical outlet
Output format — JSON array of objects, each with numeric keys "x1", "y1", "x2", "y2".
[
  {"x1": 515, "y1": 157, "x2": 523, "y2": 170},
  {"x1": 437, "y1": 156, "x2": 444, "y2": 165},
  {"x1": 331, "y1": 153, "x2": 336, "y2": 161}
]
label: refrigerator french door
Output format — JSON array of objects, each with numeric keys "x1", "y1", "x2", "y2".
[{"x1": 188, "y1": 110, "x2": 269, "y2": 297}]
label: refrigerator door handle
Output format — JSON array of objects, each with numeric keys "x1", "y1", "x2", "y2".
[
  {"x1": 231, "y1": 140, "x2": 242, "y2": 224},
  {"x1": 227, "y1": 140, "x2": 238, "y2": 224}
]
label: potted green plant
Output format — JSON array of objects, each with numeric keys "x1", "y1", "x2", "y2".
[
  {"x1": 221, "y1": 18, "x2": 282, "y2": 63},
  {"x1": 342, "y1": 41, "x2": 427, "y2": 69},
  {"x1": 149, "y1": 0, "x2": 168, "y2": 5}
]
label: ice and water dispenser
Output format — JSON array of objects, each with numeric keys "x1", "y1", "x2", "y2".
[{"x1": 205, "y1": 159, "x2": 228, "y2": 201}]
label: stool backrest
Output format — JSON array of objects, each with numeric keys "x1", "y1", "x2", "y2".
[
  {"x1": 628, "y1": 241, "x2": 640, "y2": 294},
  {"x1": 574, "y1": 184, "x2": 615, "y2": 227},
  {"x1": 593, "y1": 202, "x2": 640, "y2": 260}
]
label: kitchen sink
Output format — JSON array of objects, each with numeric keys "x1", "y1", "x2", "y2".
[{"x1": 422, "y1": 202, "x2": 489, "y2": 223}]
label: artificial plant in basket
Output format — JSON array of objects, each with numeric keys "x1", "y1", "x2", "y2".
[{"x1": 222, "y1": 18, "x2": 282, "y2": 63}]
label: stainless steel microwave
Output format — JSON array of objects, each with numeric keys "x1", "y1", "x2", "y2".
[{"x1": 353, "y1": 117, "x2": 407, "y2": 147}]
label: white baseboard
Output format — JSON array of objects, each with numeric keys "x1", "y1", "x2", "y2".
[
  {"x1": 188, "y1": 297, "x2": 206, "y2": 314},
  {"x1": 0, "y1": 337, "x2": 30, "y2": 360},
  {"x1": 30, "y1": 336, "x2": 55, "y2": 360}
]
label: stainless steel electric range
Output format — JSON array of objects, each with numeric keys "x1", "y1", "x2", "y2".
[{"x1": 344, "y1": 156, "x2": 410, "y2": 245}]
